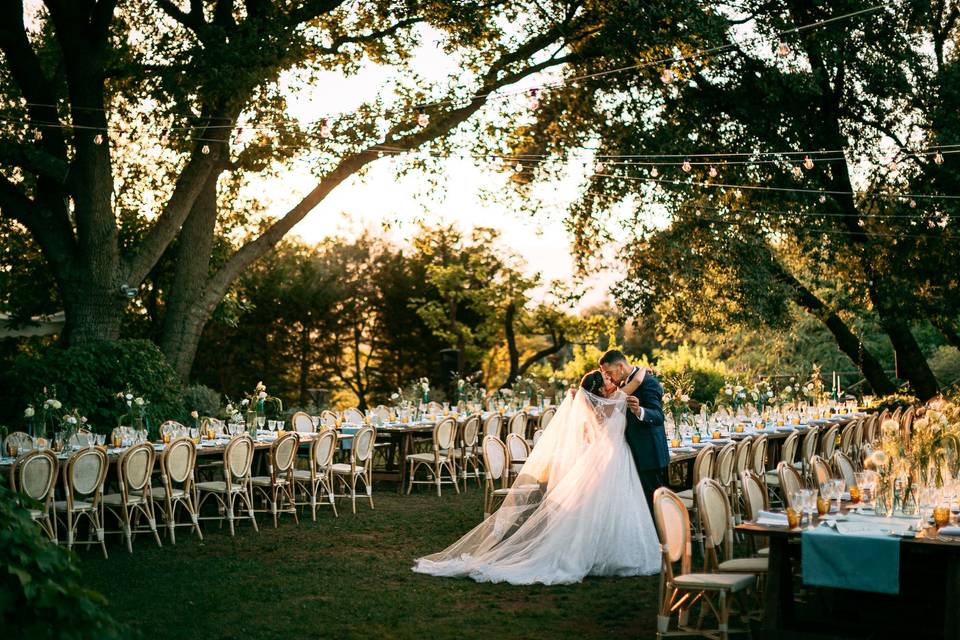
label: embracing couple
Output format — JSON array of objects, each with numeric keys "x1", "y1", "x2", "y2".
[{"x1": 413, "y1": 350, "x2": 669, "y2": 585}]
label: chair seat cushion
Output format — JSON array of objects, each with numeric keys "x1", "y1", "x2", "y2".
[
  {"x1": 292, "y1": 469, "x2": 329, "y2": 481},
  {"x1": 102, "y1": 493, "x2": 145, "y2": 507},
  {"x1": 673, "y1": 572, "x2": 755, "y2": 592},
  {"x1": 55, "y1": 500, "x2": 93, "y2": 512},
  {"x1": 765, "y1": 470, "x2": 780, "y2": 485},
  {"x1": 29, "y1": 508, "x2": 46, "y2": 519},
  {"x1": 251, "y1": 476, "x2": 288, "y2": 487},
  {"x1": 149, "y1": 486, "x2": 186, "y2": 499},
  {"x1": 407, "y1": 452, "x2": 449, "y2": 463},
  {"x1": 447, "y1": 449, "x2": 475, "y2": 459},
  {"x1": 196, "y1": 480, "x2": 244, "y2": 494},
  {"x1": 331, "y1": 463, "x2": 364, "y2": 475},
  {"x1": 718, "y1": 557, "x2": 769, "y2": 573}
]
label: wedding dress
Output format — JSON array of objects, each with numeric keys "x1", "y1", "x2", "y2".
[{"x1": 412, "y1": 389, "x2": 661, "y2": 585}]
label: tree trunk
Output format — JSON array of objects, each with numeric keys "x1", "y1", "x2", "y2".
[
  {"x1": 159, "y1": 170, "x2": 220, "y2": 381},
  {"x1": 931, "y1": 316, "x2": 960, "y2": 352},
  {"x1": 772, "y1": 261, "x2": 896, "y2": 395},
  {"x1": 504, "y1": 302, "x2": 520, "y2": 385},
  {"x1": 61, "y1": 280, "x2": 125, "y2": 343},
  {"x1": 882, "y1": 317, "x2": 940, "y2": 400},
  {"x1": 298, "y1": 324, "x2": 311, "y2": 407}
]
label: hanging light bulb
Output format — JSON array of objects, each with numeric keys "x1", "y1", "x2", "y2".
[
  {"x1": 515, "y1": 162, "x2": 523, "y2": 172},
  {"x1": 319, "y1": 118, "x2": 332, "y2": 139},
  {"x1": 777, "y1": 41, "x2": 790, "y2": 57},
  {"x1": 681, "y1": 159, "x2": 692, "y2": 172},
  {"x1": 934, "y1": 149, "x2": 944, "y2": 165},
  {"x1": 201, "y1": 144, "x2": 210, "y2": 155},
  {"x1": 93, "y1": 133, "x2": 104, "y2": 145},
  {"x1": 160, "y1": 128, "x2": 169, "y2": 145},
  {"x1": 819, "y1": 192, "x2": 827, "y2": 204},
  {"x1": 595, "y1": 161, "x2": 605, "y2": 173},
  {"x1": 803, "y1": 155, "x2": 814, "y2": 170},
  {"x1": 527, "y1": 88, "x2": 540, "y2": 110},
  {"x1": 660, "y1": 67, "x2": 674, "y2": 84},
  {"x1": 417, "y1": 110, "x2": 429, "y2": 127},
  {"x1": 888, "y1": 159, "x2": 898, "y2": 172},
  {"x1": 909, "y1": 199, "x2": 917, "y2": 208},
  {"x1": 33, "y1": 130, "x2": 42, "y2": 142},
  {"x1": 792, "y1": 165, "x2": 803, "y2": 177},
  {"x1": 708, "y1": 165, "x2": 718, "y2": 178},
  {"x1": 650, "y1": 166, "x2": 659, "y2": 178}
]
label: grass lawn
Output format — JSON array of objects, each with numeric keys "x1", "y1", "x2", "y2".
[{"x1": 78, "y1": 487, "x2": 662, "y2": 640}]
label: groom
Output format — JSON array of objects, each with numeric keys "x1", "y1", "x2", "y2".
[{"x1": 599, "y1": 350, "x2": 669, "y2": 512}]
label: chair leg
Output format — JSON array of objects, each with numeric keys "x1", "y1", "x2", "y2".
[
  {"x1": 435, "y1": 462, "x2": 441, "y2": 496},
  {"x1": 247, "y1": 485, "x2": 259, "y2": 532}
]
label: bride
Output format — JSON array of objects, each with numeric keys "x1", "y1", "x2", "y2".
[{"x1": 412, "y1": 370, "x2": 661, "y2": 585}]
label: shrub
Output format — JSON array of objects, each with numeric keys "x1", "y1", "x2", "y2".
[
  {"x1": 0, "y1": 485, "x2": 125, "y2": 638},
  {"x1": 181, "y1": 384, "x2": 222, "y2": 417},
  {"x1": 645, "y1": 344, "x2": 728, "y2": 405},
  {"x1": 0, "y1": 339, "x2": 184, "y2": 431}
]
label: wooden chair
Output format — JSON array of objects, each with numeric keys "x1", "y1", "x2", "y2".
[
  {"x1": 290, "y1": 411, "x2": 315, "y2": 433},
  {"x1": 332, "y1": 425, "x2": 376, "y2": 513},
  {"x1": 750, "y1": 434, "x2": 768, "y2": 479},
  {"x1": 159, "y1": 420, "x2": 186, "y2": 440},
  {"x1": 55, "y1": 447, "x2": 109, "y2": 557},
  {"x1": 777, "y1": 461, "x2": 804, "y2": 510},
  {"x1": 507, "y1": 412, "x2": 528, "y2": 439},
  {"x1": 538, "y1": 406, "x2": 556, "y2": 431},
  {"x1": 731, "y1": 437, "x2": 752, "y2": 523},
  {"x1": 251, "y1": 432, "x2": 300, "y2": 527},
  {"x1": 4, "y1": 431, "x2": 34, "y2": 455},
  {"x1": 196, "y1": 435, "x2": 258, "y2": 536},
  {"x1": 406, "y1": 418, "x2": 459, "y2": 496},
  {"x1": 449, "y1": 414, "x2": 482, "y2": 491},
  {"x1": 652, "y1": 488, "x2": 755, "y2": 640},
  {"x1": 293, "y1": 429, "x2": 338, "y2": 520},
  {"x1": 531, "y1": 429, "x2": 545, "y2": 448},
  {"x1": 832, "y1": 450, "x2": 857, "y2": 490},
  {"x1": 839, "y1": 420, "x2": 857, "y2": 456},
  {"x1": 677, "y1": 445, "x2": 715, "y2": 554},
  {"x1": 506, "y1": 433, "x2": 530, "y2": 480},
  {"x1": 482, "y1": 414, "x2": 502, "y2": 439},
  {"x1": 11, "y1": 449, "x2": 58, "y2": 542},
  {"x1": 796, "y1": 425, "x2": 820, "y2": 480},
  {"x1": 697, "y1": 477, "x2": 768, "y2": 574},
  {"x1": 103, "y1": 442, "x2": 162, "y2": 552},
  {"x1": 820, "y1": 424, "x2": 839, "y2": 460},
  {"x1": 149, "y1": 437, "x2": 203, "y2": 543},
  {"x1": 342, "y1": 407, "x2": 364, "y2": 424},
  {"x1": 810, "y1": 454, "x2": 833, "y2": 489},
  {"x1": 481, "y1": 435, "x2": 510, "y2": 518},
  {"x1": 740, "y1": 470, "x2": 770, "y2": 557},
  {"x1": 765, "y1": 430, "x2": 798, "y2": 506},
  {"x1": 319, "y1": 410, "x2": 338, "y2": 428},
  {"x1": 713, "y1": 442, "x2": 737, "y2": 506}
]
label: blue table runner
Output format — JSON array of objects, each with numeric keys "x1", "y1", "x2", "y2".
[{"x1": 801, "y1": 526, "x2": 900, "y2": 595}]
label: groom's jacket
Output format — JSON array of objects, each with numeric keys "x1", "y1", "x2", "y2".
[{"x1": 624, "y1": 369, "x2": 670, "y2": 471}]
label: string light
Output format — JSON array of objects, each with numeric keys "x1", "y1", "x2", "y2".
[
  {"x1": 595, "y1": 161, "x2": 605, "y2": 173},
  {"x1": 888, "y1": 159, "x2": 898, "y2": 172},
  {"x1": 515, "y1": 162, "x2": 523, "y2": 172},
  {"x1": 819, "y1": 192, "x2": 827, "y2": 203},
  {"x1": 650, "y1": 167, "x2": 659, "y2": 178},
  {"x1": 660, "y1": 67, "x2": 675, "y2": 84},
  {"x1": 934, "y1": 149, "x2": 944, "y2": 165},
  {"x1": 776, "y1": 41, "x2": 791, "y2": 57},
  {"x1": 792, "y1": 165, "x2": 803, "y2": 177},
  {"x1": 909, "y1": 199, "x2": 917, "y2": 208},
  {"x1": 803, "y1": 155, "x2": 814, "y2": 170},
  {"x1": 93, "y1": 133, "x2": 103, "y2": 145},
  {"x1": 708, "y1": 165, "x2": 718, "y2": 178},
  {"x1": 319, "y1": 119, "x2": 332, "y2": 139},
  {"x1": 201, "y1": 144, "x2": 210, "y2": 154},
  {"x1": 681, "y1": 159, "x2": 691, "y2": 172},
  {"x1": 160, "y1": 128, "x2": 169, "y2": 145},
  {"x1": 417, "y1": 110, "x2": 429, "y2": 127}
]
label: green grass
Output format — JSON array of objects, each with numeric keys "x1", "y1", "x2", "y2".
[{"x1": 77, "y1": 488, "x2": 661, "y2": 640}]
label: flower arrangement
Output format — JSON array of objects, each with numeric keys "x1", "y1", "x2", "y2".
[
  {"x1": 116, "y1": 388, "x2": 149, "y2": 434},
  {"x1": 803, "y1": 364, "x2": 825, "y2": 404},
  {"x1": 510, "y1": 376, "x2": 540, "y2": 404},
  {"x1": 717, "y1": 380, "x2": 747, "y2": 411},
  {"x1": 413, "y1": 377, "x2": 430, "y2": 404},
  {"x1": 750, "y1": 380, "x2": 775, "y2": 414},
  {"x1": 242, "y1": 381, "x2": 283, "y2": 418},
  {"x1": 453, "y1": 371, "x2": 485, "y2": 404},
  {"x1": 662, "y1": 372, "x2": 694, "y2": 439}
]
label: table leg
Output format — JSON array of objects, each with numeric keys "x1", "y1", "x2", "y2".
[
  {"x1": 762, "y1": 536, "x2": 793, "y2": 632},
  {"x1": 945, "y1": 554, "x2": 960, "y2": 639},
  {"x1": 396, "y1": 433, "x2": 412, "y2": 495}
]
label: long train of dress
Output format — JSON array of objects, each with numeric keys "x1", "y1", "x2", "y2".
[{"x1": 412, "y1": 390, "x2": 660, "y2": 585}]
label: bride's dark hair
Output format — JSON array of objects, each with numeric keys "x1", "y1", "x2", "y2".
[{"x1": 580, "y1": 370, "x2": 605, "y2": 395}]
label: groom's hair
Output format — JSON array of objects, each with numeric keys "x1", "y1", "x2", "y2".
[{"x1": 599, "y1": 349, "x2": 628, "y2": 366}]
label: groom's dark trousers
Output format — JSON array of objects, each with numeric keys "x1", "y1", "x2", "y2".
[{"x1": 624, "y1": 370, "x2": 670, "y2": 513}]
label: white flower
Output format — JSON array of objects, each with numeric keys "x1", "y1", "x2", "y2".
[
  {"x1": 258, "y1": 391, "x2": 267, "y2": 400},
  {"x1": 681, "y1": 394, "x2": 690, "y2": 403},
  {"x1": 225, "y1": 404, "x2": 234, "y2": 413},
  {"x1": 80, "y1": 416, "x2": 87, "y2": 424},
  {"x1": 255, "y1": 381, "x2": 266, "y2": 393},
  {"x1": 126, "y1": 400, "x2": 132, "y2": 407},
  {"x1": 725, "y1": 388, "x2": 733, "y2": 396},
  {"x1": 125, "y1": 393, "x2": 133, "y2": 401},
  {"x1": 134, "y1": 397, "x2": 145, "y2": 406},
  {"x1": 751, "y1": 392, "x2": 759, "y2": 400},
  {"x1": 390, "y1": 393, "x2": 399, "y2": 401},
  {"x1": 767, "y1": 391, "x2": 774, "y2": 398},
  {"x1": 190, "y1": 410, "x2": 199, "y2": 419},
  {"x1": 51, "y1": 399, "x2": 62, "y2": 410},
  {"x1": 65, "y1": 416, "x2": 77, "y2": 425},
  {"x1": 24, "y1": 406, "x2": 35, "y2": 418},
  {"x1": 784, "y1": 386, "x2": 793, "y2": 394},
  {"x1": 241, "y1": 398, "x2": 250, "y2": 406}
]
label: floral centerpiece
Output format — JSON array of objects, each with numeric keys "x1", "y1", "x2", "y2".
[
  {"x1": 413, "y1": 377, "x2": 430, "y2": 404},
  {"x1": 750, "y1": 380, "x2": 775, "y2": 415},
  {"x1": 510, "y1": 376, "x2": 540, "y2": 407},
  {"x1": 717, "y1": 380, "x2": 747, "y2": 413},
  {"x1": 802, "y1": 364, "x2": 825, "y2": 405},
  {"x1": 662, "y1": 372, "x2": 694, "y2": 443}
]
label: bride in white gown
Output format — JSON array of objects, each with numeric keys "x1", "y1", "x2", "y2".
[{"x1": 412, "y1": 370, "x2": 661, "y2": 585}]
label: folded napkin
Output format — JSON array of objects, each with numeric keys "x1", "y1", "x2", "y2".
[
  {"x1": 939, "y1": 526, "x2": 960, "y2": 536},
  {"x1": 756, "y1": 510, "x2": 789, "y2": 526}
]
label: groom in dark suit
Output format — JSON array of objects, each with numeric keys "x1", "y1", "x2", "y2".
[{"x1": 599, "y1": 350, "x2": 669, "y2": 512}]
